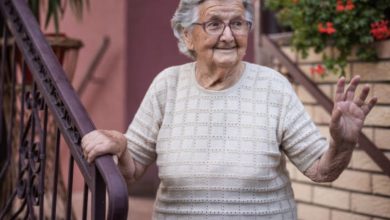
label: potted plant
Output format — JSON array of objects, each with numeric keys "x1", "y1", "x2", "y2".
[
  {"x1": 29, "y1": 0, "x2": 89, "y2": 33},
  {"x1": 20, "y1": 0, "x2": 88, "y2": 82},
  {"x1": 266, "y1": 0, "x2": 390, "y2": 76}
]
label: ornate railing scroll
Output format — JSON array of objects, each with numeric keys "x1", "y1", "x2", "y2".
[
  {"x1": 254, "y1": 1, "x2": 390, "y2": 177},
  {"x1": 0, "y1": 0, "x2": 128, "y2": 219}
]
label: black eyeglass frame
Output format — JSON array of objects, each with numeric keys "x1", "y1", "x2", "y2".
[{"x1": 192, "y1": 19, "x2": 253, "y2": 36}]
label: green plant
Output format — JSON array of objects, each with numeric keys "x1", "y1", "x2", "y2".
[
  {"x1": 28, "y1": 0, "x2": 89, "y2": 33},
  {"x1": 266, "y1": 0, "x2": 390, "y2": 76}
]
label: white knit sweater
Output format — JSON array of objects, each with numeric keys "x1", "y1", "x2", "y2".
[{"x1": 125, "y1": 62, "x2": 328, "y2": 220}]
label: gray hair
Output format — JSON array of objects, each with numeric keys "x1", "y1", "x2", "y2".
[{"x1": 171, "y1": 0, "x2": 254, "y2": 59}]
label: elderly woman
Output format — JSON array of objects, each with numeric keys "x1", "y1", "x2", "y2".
[{"x1": 82, "y1": 0, "x2": 377, "y2": 219}]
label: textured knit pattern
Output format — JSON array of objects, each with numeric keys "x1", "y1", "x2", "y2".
[{"x1": 124, "y1": 62, "x2": 329, "y2": 220}]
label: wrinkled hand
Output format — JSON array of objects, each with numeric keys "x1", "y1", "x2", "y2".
[
  {"x1": 330, "y1": 76, "x2": 377, "y2": 146},
  {"x1": 81, "y1": 130, "x2": 127, "y2": 163}
]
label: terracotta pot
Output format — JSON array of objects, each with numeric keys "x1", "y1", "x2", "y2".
[{"x1": 16, "y1": 33, "x2": 83, "y2": 84}]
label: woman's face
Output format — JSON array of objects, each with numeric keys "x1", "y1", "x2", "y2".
[{"x1": 184, "y1": 0, "x2": 249, "y2": 69}]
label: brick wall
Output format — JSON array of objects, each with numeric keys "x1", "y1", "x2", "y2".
[{"x1": 276, "y1": 40, "x2": 390, "y2": 220}]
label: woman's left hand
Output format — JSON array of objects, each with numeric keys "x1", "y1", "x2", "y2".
[{"x1": 330, "y1": 75, "x2": 377, "y2": 147}]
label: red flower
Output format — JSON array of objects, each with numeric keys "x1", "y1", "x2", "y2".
[
  {"x1": 336, "y1": 0, "x2": 354, "y2": 11},
  {"x1": 345, "y1": 0, "x2": 355, "y2": 10},
  {"x1": 370, "y1": 20, "x2": 390, "y2": 40},
  {"x1": 326, "y1": 22, "x2": 336, "y2": 34},
  {"x1": 336, "y1": 0, "x2": 345, "y2": 11},
  {"x1": 319, "y1": 22, "x2": 336, "y2": 35},
  {"x1": 318, "y1": 23, "x2": 326, "y2": 33},
  {"x1": 292, "y1": 0, "x2": 299, "y2": 3},
  {"x1": 310, "y1": 64, "x2": 326, "y2": 76}
]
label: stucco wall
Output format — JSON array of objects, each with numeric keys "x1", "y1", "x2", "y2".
[
  {"x1": 49, "y1": 0, "x2": 127, "y2": 191},
  {"x1": 59, "y1": 1, "x2": 126, "y2": 131}
]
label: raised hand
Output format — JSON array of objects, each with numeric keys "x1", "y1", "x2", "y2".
[{"x1": 330, "y1": 75, "x2": 377, "y2": 147}]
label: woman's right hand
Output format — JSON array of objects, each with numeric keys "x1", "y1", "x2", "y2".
[{"x1": 81, "y1": 130, "x2": 127, "y2": 163}]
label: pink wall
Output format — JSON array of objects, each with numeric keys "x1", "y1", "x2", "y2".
[
  {"x1": 59, "y1": 1, "x2": 127, "y2": 131},
  {"x1": 54, "y1": 0, "x2": 127, "y2": 191}
]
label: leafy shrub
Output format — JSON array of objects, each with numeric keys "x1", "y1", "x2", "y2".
[{"x1": 266, "y1": 0, "x2": 390, "y2": 75}]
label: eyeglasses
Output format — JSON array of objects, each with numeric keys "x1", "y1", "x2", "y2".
[{"x1": 192, "y1": 19, "x2": 252, "y2": 36}]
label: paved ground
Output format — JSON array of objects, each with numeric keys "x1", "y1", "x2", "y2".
[
  {"x1": 128, "y1": 196, "x2": 154, "y2": 220},
  {"x1": 73, "y1": 193, "x2": 154, "y2": 219}
]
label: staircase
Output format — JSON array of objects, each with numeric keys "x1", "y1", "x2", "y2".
[{"x1": 0, "y1": 0, "x2": 128, "y2": 219}]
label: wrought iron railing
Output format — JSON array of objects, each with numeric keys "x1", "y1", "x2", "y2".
[
  {"x1": 254, "y1": 0, "x2": 390, "y2": 177},
  {"x1": 0, "y1": 0, "x2": 128, "y2": 219}
]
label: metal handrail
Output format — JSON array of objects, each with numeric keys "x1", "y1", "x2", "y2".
[{"x1": 0, "y1": 0, "x2": 128, "y2": 218}]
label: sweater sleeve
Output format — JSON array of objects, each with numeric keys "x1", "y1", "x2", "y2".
[
  {"x1": 280, "y1": 83, "x2": 329, "y2": 173},
  {"x1": 124, "y1": 78, "x2": 164, "y2": 166}
]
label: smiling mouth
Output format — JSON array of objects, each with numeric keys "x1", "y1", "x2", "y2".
[{"x1": 215, "y1": 47, "x2": 236, "y2": 50}]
